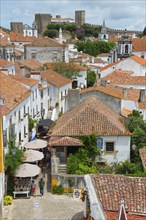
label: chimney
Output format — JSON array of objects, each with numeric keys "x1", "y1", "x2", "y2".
[
  {"x1": 31, "y1": 71, "x2": 41, "y2": 81},
  {"x1": 20, "y1": 65, "x2": 25, "y2": 76},
  {"x1": 140, "y1": 89, "x2": 145, "y2": 102},
  {"x1": 67, "y1": 89, "x2": 80, "y2": 112},
  {"x1": 92, "y1": 57, "x2": 95, "y2": 63},
  {"x1": 0, "y1": 68, "x2": 8, "y2": 75},
  {"x1": 101, "y1": 79, "x2": 107, "y2": 87},
  {"x1": 123, "y1": 88, "x2": 127, "y2": 98}
]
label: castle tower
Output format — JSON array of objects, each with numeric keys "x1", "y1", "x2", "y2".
[
  {"x1": 75, "y1": 10, "x2": 85, "y2": 26},
  {"x1": 35, "y1": 13, "x2": 52, "y2": 36},
  {"x1": 98, "y1": 20, "x2": 109, "y2": 42}
]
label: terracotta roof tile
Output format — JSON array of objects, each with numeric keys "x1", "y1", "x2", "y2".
[
  {"x1": 17, "y1": 59, "x2": 43, "y2": 70},
  {"x1": 45, "y1": 62, "x2": 87, "y2": 71},
  {"x1": 132, "y1": 38, "x2": 146, "y2": 52},
  {"x1": 9, "y1": 74, "x2": 39, "y2": 86},
  {"x1": 0, "y1": 72, "x2": 30, "y2": 114},
  {"x1": 0, "y1": 59, "x2": 15, "y2": 67},
  {"x1": 130, "y1": 55, "x2": 146, "y2": 65},
  {"x1": 105, "y1": 211, "x2": 146, "y2": 220},
  {"x1": 138, "y1": 102, "x2": 146, "y2": 109},
  {"x1": 25, "y1": 37, "x2": 63, "y2": 47},
  {"x1": 139, "y1": 147, "x2": 146, "y2": 171},
  {"x1": 92, "y1": 174, "x2": 146, "y2": 215},
  {"x1": 80, "y1": 85, "x2": 140, "y2": 101},
  {"x1": 104, "y1": 69, "x2": 146, "y2": 85},
  {"x1": 100, "y1": 60, "x2": 122, "y2": 71},
  {"x1": 121, "y1": 108, "x2": 132, "y2": 117},
  {"x1": 50, "y1": 96, "x2": 130, "y2": 136},
  {"x1": 10, "y1": 32, "x2": 36, "y2": 42},
  {"x1": 98, "y1": 53, "x2": 109, "y2": 57},
  {"x1": 49, "y1": 137, "x2": 83, "y2": 146},
  {"x1": 41, "y1": 70, "x2": 72, "y2": 87},
  {"x1": 0, "y1": 29, "x2": 9, "y2": 35}
]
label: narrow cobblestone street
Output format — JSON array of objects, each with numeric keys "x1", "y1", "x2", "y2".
[{"x1": 3, "y1": 193, "x2": 84, "y2": 220}]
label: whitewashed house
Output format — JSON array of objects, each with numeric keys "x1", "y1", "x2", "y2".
[
  {"x1": 0, "y1": 72, "x2": 31, "y2": 152},
  {"x1": 0, "y1": 59, "x2": 16, "y2": 74},
  {"x1": 41, "y1": 70, "x2": 72, "y2": 117},
  {"x1": 9, "y1": 74, "x2": 41, "y2": 140},
  {"x1": 50, "y1": 95, "x2": 131, "y2": 164},
  {"x1": 100, "y1": 55, "x2": 146, "y2": 78},
  {"x1": 23, "y1": 21, "x2": 38, "y2": 38}
]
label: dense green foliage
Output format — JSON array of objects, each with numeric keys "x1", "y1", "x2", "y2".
[
  {"x1": 52, "y1": 62, "x2": 81, "y2": 80},
  {"x1": 87, "y1": 69, "x2": 96, "y2": 87},
  {"x1": 43, "y1": 23, "x2": 101, "y2": 40},
  {"x1": 143, "y1": 26, "x2": 146, "y2": 36},
  {"x1": 52, "y1": 184, "x2": 64, "y2": 194},
  {"x1": 67, "y1": 134, "x2": 100, "y2": 174},
  {"x1": 5, "y1": 140, "x2": 24, "y2": 175},
  {"x1": 75, "y1": 40, "x2": 115, "y2": 57},
  {"x1": 28, "y1": 116, "x2": 37, "y2": 132},
  {"x1": 127, "y1": 110, "x2": 146, "y2": 162},
  {"x1": 5, "y1": 139, "x2": 24, "y2": 195}
]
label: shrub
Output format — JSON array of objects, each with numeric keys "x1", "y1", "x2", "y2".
[
  {"x1": 4, "y1": 195, "x2": 13, "y2": 206},
  {"x1": 52, "y1": 184, "x2": 64, "y2": 194}
]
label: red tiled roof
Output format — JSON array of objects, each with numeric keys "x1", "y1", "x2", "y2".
[
  {"x1": 139, "y1": 147, "x2": 146, "y2": 171},
  {"x1": 121, "y1": 108, "x2": 132, "y2": 117},
  {"x1": 80, "y1": 85, "x2": 140, "y2": 101},
  {"x1": 0, "y1": 72, "x2": 30, "y2": 114},
  {"x1": 9, "y1": 74, "x2": 39, "y2": 86},
  {"x1": 0, "y1": 59, "x2": 15, "y2": 67},
  {"x1": 104, "y1": 69, "x2": 146, "y2": 85},
  {"x1": 100, "y1": 60, "x2": 122, "y2": 71},
  {"x1": 25, "y1": 37, "x2": 63, "y2": 47},
  {"x1": 138, "y1": 102, "x2": 146, "y2": 109},
  {"x1": 10, "y1": 32, "x2": 36, "y2": 42},
  {"x1": 92, "y1": 174, "x2": 146, "y2": 215},
  {"x1": 17, "y1": 59, "x2": 43, "y2": 70},
  {"x1": 45, "y1": 62, "x2": 87, "y2": 71},
  {"x1": 105, "y1": 211, "x2": 146, "y2": 220},
  {"x1": 132, "y1": 38, "x2": 146, "y2": 52},
  {"x1": 0, "y1": 29, "x2": 9, "y2": 35},
  {"x1": 98, "y1": 53, "x2": 109, "y2": 57},
  {"x1": 50, "y1": 96, "x2": 130, "y2": 136},
  {"x1": 130, "y1": 55, "x2": 146, "y2": 65},
  {"x1": 41, "y1": 70, "x2": 72, "y2": 87},
  {"x1": 49, "y1": 137, "x2": 83, "y2": 147}
]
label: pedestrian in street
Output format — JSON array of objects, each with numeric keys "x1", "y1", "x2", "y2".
[
  {"x1": 39, "y1": 178, "x2": 45, "y2": 197},
  {"x1": 31, "y1": 180, "x2": 36, "y2": 197}
]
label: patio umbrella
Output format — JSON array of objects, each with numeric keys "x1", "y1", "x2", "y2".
[
  {"x1": 24, "y1": 139, "x2": 47, "y2": 149},
  {"x1": 23, "y1": 150, "x2": 44, "y2": 163},
  {"x1": 15, "y1": 163, "x2": 40, "y2": 178}
]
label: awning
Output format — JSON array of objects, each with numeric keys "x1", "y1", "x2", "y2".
[
  {"x1": 23, "y1": 150, "x2": 44, "y2": 163},
  {"x1": 15, "y1": 163, "x2": 40, "y2": 177},
  {"x1": 24, "y1": 139, "x2": 47, "y2": 149},
  {"x1": 38, "y1": 119, "x2": 54, "y2": 127}
]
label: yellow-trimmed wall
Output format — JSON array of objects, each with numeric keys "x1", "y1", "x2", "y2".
[{"x1": 0, "y1": 115, "x2": 3, "y2": 173}]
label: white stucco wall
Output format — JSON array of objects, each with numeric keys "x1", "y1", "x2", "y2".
[
  {"x1": 59, "y1": 83, "x2": 72, "y2": 113},
  {"x1": 99, "y1": 135, "x2": 130, "y2": 164},
  {"x1": 121, "y1": 99, "x2": 137, "y2": 111},
  {"x1": 76, "y1": 70, "x2": 87, "y2": 88},
  {"x1": 2, "y1": 97, "x2": 30, "y2": 153}
]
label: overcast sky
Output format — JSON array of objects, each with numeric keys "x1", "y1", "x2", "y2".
[{"x1": 1, "y1": 0, "x2": 146, "y2": 31}]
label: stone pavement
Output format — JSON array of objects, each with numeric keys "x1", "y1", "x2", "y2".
[{"x1": 3, "y1": 193, "x2": 84, "y2": 220}]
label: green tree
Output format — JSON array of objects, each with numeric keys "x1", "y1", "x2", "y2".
[
  {"x1": 127, "y1": 110, "x2": 146, "y2": 162},
  {"x1": 87, "y1": 69, "x2": 96, "y2": 87},
  {"x1": 52, "y1": 62, "x2": 81, "y2": 80},
  {"x1": 43, "y1": 29, "x2": 58, "y2": 38},
  {"x1": 143, "y1": 26, "x2": 146, "y2": 36},
  {"x1": 67, "y1": 134, "x2": 100, "y2": 174},
  {"x1": 4, "y1": 139, "x2": 24, "y2": 195}
]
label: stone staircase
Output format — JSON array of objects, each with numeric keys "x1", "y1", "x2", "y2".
[{"x1": 58, "y1": 164, "x2": 67, "y2": 174}]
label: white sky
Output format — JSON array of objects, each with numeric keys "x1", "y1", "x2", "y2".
[{"x1": 1, "y1": 0, "x2": 146, "y2": 31}]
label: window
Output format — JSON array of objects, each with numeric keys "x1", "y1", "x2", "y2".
[
  {"x1": 33, "y1": 109, "x2": 35, "y2": 118},
  {"x1": 61, "y1": 91, "x2": 63, "y2": 101},
  {"x1": 35, "y1": 89, "x2": 37, "y2": 98},
  {"x1": 105, "y1": 142, "x2": 114, "y2": 152},
  {"x1": 24, "y1": 105, "x2": 26, "y2": 115},
  {"x1": 125, "y1": 45, "x2": 128, "y2": 54},
  {"x1": 48, "y1": 88, "x2": 49, "y2": 96},
  {"x1": 31, "y1": 53, "x2": 36, "y2": 59},
  {"x1": 24, "y1": 126, "x2": 26, "y2": 136},
  {"x1": 19, "y1": 132, "x2": 21, "y2": 142},
  {"x1": 18, "y1": 110, "x2": 21, "y2": 121},
  {"x1": 41, "y1": 91, "x2": 43, "y2": 98},
  {"x1": 141, "y1": 53, "x2": 144, "y2": 59}
]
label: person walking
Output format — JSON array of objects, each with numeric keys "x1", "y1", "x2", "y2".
[
  {"x1": 39, "y1": 178, "x2": 45, "y2": 197},
  {"x1": 31, "y1": 180, "x2": 36, "y2": 197}
]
